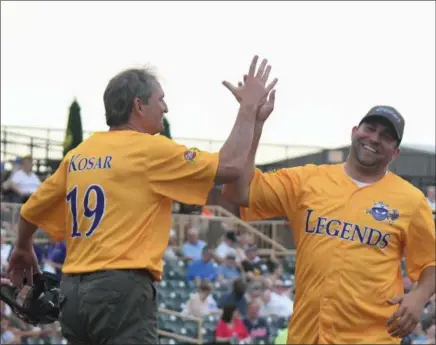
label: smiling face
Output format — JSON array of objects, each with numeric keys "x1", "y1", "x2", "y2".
[
  {"x1": 133, "y1": 80, "x2": 168, "y2": 135},
  {"x1": 350, "y1": 117, "x2": 400, "y2": 171}
]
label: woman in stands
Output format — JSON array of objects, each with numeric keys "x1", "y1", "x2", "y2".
[{"x1": 215, "y1": 302, "x2": 250, "y2": 344}]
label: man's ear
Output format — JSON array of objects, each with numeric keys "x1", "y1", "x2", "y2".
[
  {"x1": 391, "y1": 147, "x2": 401, "y2": 161},
  {"x1": 351, "y1": 125, "x2": 359, "y2": 140}
]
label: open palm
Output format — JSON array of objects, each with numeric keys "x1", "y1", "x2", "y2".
[{"x1": 223, "y1": 57, "x2": 278, "y2": 122}]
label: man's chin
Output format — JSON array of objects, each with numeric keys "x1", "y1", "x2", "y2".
[{"x1": 356, "y1": 158, "x2": 380, "y2": 168}]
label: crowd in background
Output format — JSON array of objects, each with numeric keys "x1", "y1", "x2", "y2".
[{"x1": 1, "y1": 156, "x2": 435, "y2": 344}]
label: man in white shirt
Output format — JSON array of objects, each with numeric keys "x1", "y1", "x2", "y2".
[
  {"x1": 5, "y1": 156, "x2": 41, "y2": 203},
  {"x1": 260, "y1": 280, "x2": 294, "y2": 318}
]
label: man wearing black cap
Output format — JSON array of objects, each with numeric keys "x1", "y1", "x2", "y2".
[
  {"x1": 221, "y1": 100, "x2": 435, "y2": 344},
  {"x1": 347, "y1": 106, "x2": 405, "y2": 184}
]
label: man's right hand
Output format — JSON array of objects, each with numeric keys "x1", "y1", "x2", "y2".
[
  {"x1": 7, "y1": 244, "x2": 41, "y2": 287},
  {"x1": 222, "y1": 55, "x2": 278, "y2": 116}
]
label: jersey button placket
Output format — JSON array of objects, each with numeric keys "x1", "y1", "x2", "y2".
[{"x1": 319, "y1": 240, "x2": 344, "y2": 339}]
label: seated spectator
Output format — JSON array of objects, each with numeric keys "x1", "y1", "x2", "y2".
[
  {"x1": 181, "y1": 280, "x2": 220, "y2": 318},
  {"x1": 45, "y1": 241, "x2": 66, "y2": 279},
  {"x1": 2, "y1": 156, "x2": 41, "y2": 203},
  {"x1": 245, "y1": 281, "x2": 264, "y2": 308},
  {"x1": 215, "y1": 231, "x2": 238, "y2": 261},
  {"x1": 164, "y1": 229, "x2": 180, "y2": 261},
  {"x1": 1, "y1": 157, "x2": 22, "y2": 203},
  {"x1": 241, "y1": 245, "x2": 268, "y2": 280},
  {"x1": 237, "y1": 231, "x2": 253, "y2": 250},
  {"x1": 243, "y1": 301, "x2": 269, "y2": 343},
  {"x1": 218, "y1": 278, "x2": 248, "y2": 318},
  {"x1": 272, "y1": 278, "x2": 293, "y2": 299},
  {"x1": 215, "y1": 302, "x2": 250, "y2": 344},
  {"x1": 217, "y1": 253, "x2": 241, "y2": 283},
  {"x1": 264, "y1": 260, "x2": 285, "y2": 287},
  {"x1": 260, "y1": 281, "x2": 294, "y2": 319},
  {"x1": 1, "y1": 230, "x2": 12, "y2": 273},
  {"x1": 1, "y1": 316, "x2": 20, "y2": 344},
  {"x1": 186, "y1": 246, "x2": 218, "y2": 282},
  {"x1": 182, "y1": 227, "x2": 206, "y2": 262}
]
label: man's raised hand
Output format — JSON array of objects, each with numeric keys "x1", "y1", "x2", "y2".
[{"x1": 222, "y1": 55, "x2": 278, "y2": 121}]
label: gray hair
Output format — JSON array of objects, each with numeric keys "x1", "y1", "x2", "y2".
[{"x1": 103, "y1": 68, "x2": 157, "y2": 126}]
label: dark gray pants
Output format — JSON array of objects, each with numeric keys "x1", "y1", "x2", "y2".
[{"x1": 59, "y1": 269, "x2": 158, "y2": 344}]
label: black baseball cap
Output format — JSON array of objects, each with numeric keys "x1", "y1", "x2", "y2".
[{"x1": 359, "y1": 106, "x2": 405, "y2": 144}]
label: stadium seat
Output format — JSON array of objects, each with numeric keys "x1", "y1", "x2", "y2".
[
  {"x1": 184, "y1": 319, "x2": 199, "y2": 337},
  {"x1": 159, "y1": 337, "x2": 178, "y2": 345}
]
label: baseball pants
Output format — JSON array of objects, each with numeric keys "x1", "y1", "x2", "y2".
[{"x1": 59, "y1": 269, "x2": 158, "y2": 344}]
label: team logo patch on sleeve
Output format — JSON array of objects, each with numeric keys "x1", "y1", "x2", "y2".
[
  {"x1": 366, "y1": 201, "x2": 399, "y2": 224},
  {"x1": 184, "y1": 147, "x2": 200, "y2": 162}
]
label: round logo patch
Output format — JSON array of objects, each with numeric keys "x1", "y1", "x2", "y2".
[{"x1": 184, "y1": 148, "x2": 199, "y2": 162}]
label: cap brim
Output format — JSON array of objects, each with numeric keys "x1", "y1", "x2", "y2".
[{"x1": 360, "y1": 114, "x2": 402, "y2": 143}]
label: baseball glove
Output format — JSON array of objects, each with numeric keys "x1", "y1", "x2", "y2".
[{"x1": 0, "y1": 271, "x2": 63, "y2": 326}]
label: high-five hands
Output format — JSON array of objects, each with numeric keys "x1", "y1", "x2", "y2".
[{"x1": 223, "y1": 55, "x2": 278, "y2": 122}]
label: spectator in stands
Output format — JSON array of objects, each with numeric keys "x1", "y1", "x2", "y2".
[
  {"x1": 45, "y1": 241, "x2": 66, "y2": 279},
  {"x1": 2, "y1": 156, "x2": 40, "y2": 203},
  {"x1": 265, "y1": 260, "x2": 285, "y2": 287},
  {"x1": 182, "y1": 227, "x2": 207, "y2": 262},
  {"x1": 1, "y1": 316, "x2": 20, "y2": 344},
  {"x1": 218, "y1": 278, "x2": 248, "y2": 317},
  {"x1": 241, "y1": 245, "x2": 267, "y2": 281},
  {"x1": 164, "y1": 229, "x2": 180, "y2": 261},
  {"x1": 245, "y1": 281, "x2": 264, "y2": 308},
  {"x1": 237, "y1": 231, "x2": 253, "y2": 250},
  {"x1": 260, "y1": 282, "x2": 294, "y2": 318},
  {"x1": 272, "y1": 278, "x2": 293, "y2": 299},
  {"x1": 243, "y1": 300, "x2": 269, "y2": 343},
  {"x1": 215, "y1": 302, "x2": 250, "y2": 344},
  {"x1": 1, "y1": 157, "x2": 22, "y2": 203},
  {"x1": 1, "y1": 230, "x2": 12, "y2": 274},
  {"x1": 216, "y1": 231, "x2": 238, "y2": 261},
  {"x1": 181, "y1": 280, "x2": 220, "y2": 318},
  {"x1": 186, "y1": 246, "x2": 218, "y2": 282},
  {"x1": 217, "y1": 253, "x2": 242, "y2": 283}
]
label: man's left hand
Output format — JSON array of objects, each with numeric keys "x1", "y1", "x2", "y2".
[{"x1": 386, "y1": 290, "x2": 426, "y2": 338}]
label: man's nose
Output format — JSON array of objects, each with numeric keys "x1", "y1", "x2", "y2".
[{"x1": 367, "y1": 131, "x2": 382, "y2": 144}]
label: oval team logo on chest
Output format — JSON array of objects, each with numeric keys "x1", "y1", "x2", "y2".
[{"x1": 366, "y1": 201, "x2": 400, "y2": 224}]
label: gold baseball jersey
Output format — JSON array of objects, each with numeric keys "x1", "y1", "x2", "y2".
[
  {"x1": 21, "y1": 131, "x2": 218, "y2": 281},
  {"x1": 240, "y1": 164, "x2": 436, "y2": 344}
]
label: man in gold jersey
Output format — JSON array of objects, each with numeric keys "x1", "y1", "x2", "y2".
[
  {"x1": 6, "y1": 55, "x2": 278, "y2": 344},
  {"x1": 222, "y1": 98, "x2": 436, "y2": 344}
]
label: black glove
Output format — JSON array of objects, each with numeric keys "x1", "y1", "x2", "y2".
[{"x1": 0, "y1": 271, "x2": 63, "y2": 326}]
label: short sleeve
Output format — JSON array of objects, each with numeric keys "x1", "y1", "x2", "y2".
[
  {"x1": 405, "y1": 196, "x2": 436, "y2": 281},
  {"x1": 240, "y1": 166, "x2": 307, "y2": 221},
  {"x1": 146, "y1": 136, "x2": 219, "y2": 205},
  {"x1": 20, "y1": 156, "x2": 69, "y2": 241}
]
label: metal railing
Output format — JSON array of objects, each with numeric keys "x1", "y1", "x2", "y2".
[
  {"x1": 1, "y1": 124, "x2": 324, "y2": 166},
  {"x1": 1, "y1": 203, "x2": 295, "y2": 256}
]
